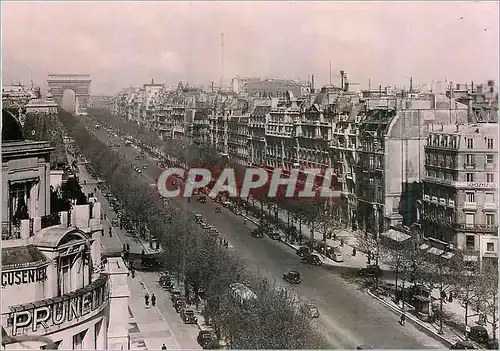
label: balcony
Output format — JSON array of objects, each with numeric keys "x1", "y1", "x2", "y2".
[
  {"x1": 463, "y1": 202, "x2": 477, "y2": 209},
  {"x1": 431, "y1": 196, "x2": 438, "y2": 203},
  {"x1": 464, "y1": 163, "x2": 476, "y2": 169},
  {"x1": 484, "y1": 203, "x2": 497, "y2": 210},
  {"x1": 423, "y1": 194, "x2": 430, "y2": 201},
  {"x1": 439, "y1": 198, "x2": 447, "y2": 206},
  {"x1": 41, "y1": 213, "x2": 61, "y2": 229},
  {"x1": 455, "y1": 223, "x2": 499, "y2": 232},
  {"x1": 448, "y1": 199, "x2": 455, "y2": 208}
]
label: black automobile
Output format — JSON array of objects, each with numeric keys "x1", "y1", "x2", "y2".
[
  {"x1": 468, "y1": 325, "x2": 489, "y2": 344},
  {"x1": 296, "y1": 246, "x2": 313, "y2": 257},
  {"x1": 197, "y1": 331, "x2": 219, "y2": 349},
  {"x1": 358, "y1": 265, "x2": 383, "y2": 278},
  {"x1": 142, "y1": 256, "x2": 162, "y2": 269},
  {"x1": 251, "y1": 228, "x2": 264, "y2": 238},
  {"x1": 181, "y1": 309, "x2": 198, "y2": 324},
  {"x1": 450, "y1": 341, "x2": 475, "y2": 349},
  {"x1": 268, "y1": 231, "x2": 281, "y2": 240},
  {"x1": 301, "y1": 254, "x2": 322, "y2": 266},
  {"x1": 283, "y1": 271, "x2": 301, "y2": 284},
  {"x1": 174, "y1": 299, "x2": 186, "y2": 313}
]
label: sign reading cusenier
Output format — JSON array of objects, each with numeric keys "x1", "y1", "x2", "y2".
[
  {"x1": 8, "y1": 275, "x2": 109, "y2": 336},
  {"x1": 1, "y1": 267, "x2": 48, "y2": 286}
]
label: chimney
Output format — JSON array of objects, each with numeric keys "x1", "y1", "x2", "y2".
[
  {"x1": 340, "y1": 70, "x2": 345, "y2": 90},
  {"x1": 151, "y1": 78, "x2": 154, "y2": 84},
  {"x1": 311, "y1": 75, "x2": 315, "y2": 93}
]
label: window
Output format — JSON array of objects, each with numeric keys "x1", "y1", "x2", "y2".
[
  {"x1": 487, "y1": 173, "x2": 494, "y2": 183},
  {"x1": 486, "y1": 193, "x2": 495, "y2": 204},
  {"x1": 466, "y1": 192, "x2": 475, "y2": 202},
  {"x1": 467, "y1": 138, "x2": 474, "y2": 149},
  {"x1": 486, "y1": 213, "x2": 495, "y2": 226},
  {"x1": 466, "y1": 154, "x2": 475, "y2": 166},
  {"x1": 73, "y1": 330, "x2": 86, "y2": 350},
  {"x1": 487, "y1": 242, "x2": 495, "y2": 252},
  {"x1": 486, "y1": 154, "x2": 494, "y2": 164},
  {"x1": 487, "y1": 138, "x2": 494, "y2": 149},
  {"x1": 466, "y1": 173, "x2": 474, "y2": 182},
  {"x1": 466, "y1": 235, "x2": 475, "y2": 250}
]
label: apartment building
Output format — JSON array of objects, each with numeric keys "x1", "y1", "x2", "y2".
[
  {"x1": 1, "y1": 110, "x2": 129, "y2": 350},
  {"x1": 422, "y1": 123, "x2": 498, "y2": 267},
  {"x1": 228, "y1": 114, "x2": 250, "y2": 166},
  {"x1": 248, "y1": 101, "x2": 271, "y2": 166}
]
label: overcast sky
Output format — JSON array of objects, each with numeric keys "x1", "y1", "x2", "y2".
[{"x1": 2, "y1": 1, "x2": 499, "y2": 95}]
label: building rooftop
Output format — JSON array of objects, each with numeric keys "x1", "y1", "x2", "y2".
[{"x1": 2, "y1": 245, "x2": 48, "y2": 270}]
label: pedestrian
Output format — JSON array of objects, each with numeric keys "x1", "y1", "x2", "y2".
[
  {"x1": 109, "y1": 227, "x2": 112, "y2": 237},
  {"x1": 123, "y1": 244, "x2": 127, "y2": 252},
  {"x1": 141, "y1": 249, "x2": 145, "y2": 264},
  {"x1": 161, "y1": 344, "x2": 167, "y2": 350},
  {"x1": 448, "y1": 292, "x2": 453, "y2": 303},
  {"x1": 94, "y1": 187, "x2": 97, "y2": 194},
  {"x1": 102, "y1": 229, "x2": 104, "y2": 236},
  {"x1": 400, "y1": 313, "x2": 406, "y2": 326},
  {"x1": 151, "y1": 293, "x2": 156, "y2": 307},
  {"x1": 340, "y1": 239, "x2": 344, "y2": 247},
  {"x1": 441, "y1": 290, "x2": 447, "y2": 303},
  {"x1": 144, "y1": 293, "x2": 150, "y2": 307},
  {"x1": 84, "y1": 180, "x2": 87, "y2": 185},
  {"x1": 352, "y1": 247, "x2": 357, "y2": 256},
  {"x1": 104, "y1": 213, "x2": 106, "y2": 220},
  {"x1": 130, "y1": 268, "x2": 135, "y2": 279},
  {"x1": 126, "y1": 243, "x2": 130, "y2": 252}
]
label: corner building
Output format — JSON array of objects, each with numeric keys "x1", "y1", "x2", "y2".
[
  {"x1": 1, "y1": 110, "x2": 130, "y2": 350},
  {"x1": 422, "y1": 123, "x2": 498, "y2": 268}
]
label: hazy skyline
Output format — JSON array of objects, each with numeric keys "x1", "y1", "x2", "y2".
[{"x1": 2, "y1": 1, "x2": 499, "y2": 95}]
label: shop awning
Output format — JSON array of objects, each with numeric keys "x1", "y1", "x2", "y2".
[
  {"x1": 419, "y1": 243, "x2": 430, "y2": 250},
  {"x1": 381, "y1": 229, "x2": 411, "y2": 242},
  {"x1": 427, "y1": 247, "x2": 444, "y2": 256}
]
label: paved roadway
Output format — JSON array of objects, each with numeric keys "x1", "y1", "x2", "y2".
[{"x1": 85, "y1": 117, "x2": 447, "y2": 349}]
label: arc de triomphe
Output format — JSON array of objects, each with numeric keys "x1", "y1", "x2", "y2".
[{"x1": 47, "y1": 74, "x2": 91, "y2": 115}]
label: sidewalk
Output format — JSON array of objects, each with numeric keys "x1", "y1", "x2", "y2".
[
  {"x1": 76, "y1": 163, "x2": 183, "y2": 350},
  {"x1": 241, "y1": 202, "x2": 391, "y2": 271}
]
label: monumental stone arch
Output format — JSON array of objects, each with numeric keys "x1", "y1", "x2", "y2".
[{"x1": 47, "y1": 74, "x2": 91, "y2": 115}]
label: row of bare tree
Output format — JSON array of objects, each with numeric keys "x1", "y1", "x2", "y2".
[{"x1": 59, "y1": 109, "x2": 329, "y2": 348}]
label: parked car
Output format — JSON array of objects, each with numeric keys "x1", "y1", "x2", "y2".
[
  {"x1": 251, "y1": 228, "x2": 264, "y2": 238},
  {"x1": 268, "y1": 231, "x2": 281, "y2": 240},
  {"x1": 358, "y1": 265, "x2": 383, "y2": 278},
  {"x1": 142, "y1": 256, "x2": 162, "y2": 269},
  {"x1": 468, "y1": 325, "x2": 489, "y2": 344},
  {"x1": 181, "y1": 309, "x2": 198, "y2": 324},
  {"x1": 283, "y1": 271, "x2": 301, "y2": 284},
  {"x1": 174, "y1": 299, "x2": 186, "y2": 313},
  {"x1": 306, "y1": 303, "x2": 320, "y2": 318},
  {"x1": 111, "y1": 218, "x2": 119, "y2": 227},
  {"x1": 197, "y1": 331, "x2": 219, "y2": 349},
  {"x1": 450, "y1": 341, "x2": 475, "y2": 349},
  {"x1": 301, "y1": 254, "x2": 322, "y2": 266},
  {"x1": 296, "y1": 246, "x2": 313, "y2": 257},
  {"x1": 198, "y1": 196, "x2": 207, "y2": 203},
  {"x1": 330, "y1": 251, "x2": 344, "y2": 262}
]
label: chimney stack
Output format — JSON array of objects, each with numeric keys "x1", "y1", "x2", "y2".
[{"x1": 340, "y1": 70, "x2": 345, "y2": 90}]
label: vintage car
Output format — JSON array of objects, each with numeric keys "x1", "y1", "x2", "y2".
[
  {"x1": 283, "y1": 271, "x2": 301, "y2": 284},
  {"x1": 301, "y1": 254, "x2": 322, "y2": 266},
  {"x1": 197, "y1": 331, "x2": 219, "y2": 349},
  {"x1": 181, "y1": 309, "x2": 198, "y2": 324}
]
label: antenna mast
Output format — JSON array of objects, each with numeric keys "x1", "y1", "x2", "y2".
[
  {"x1": 220, "y1": 32, "x2": 224, "y2": 90},
  {"x1": 329, "y1": 61, "x2": 332, "y2": 85}
]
